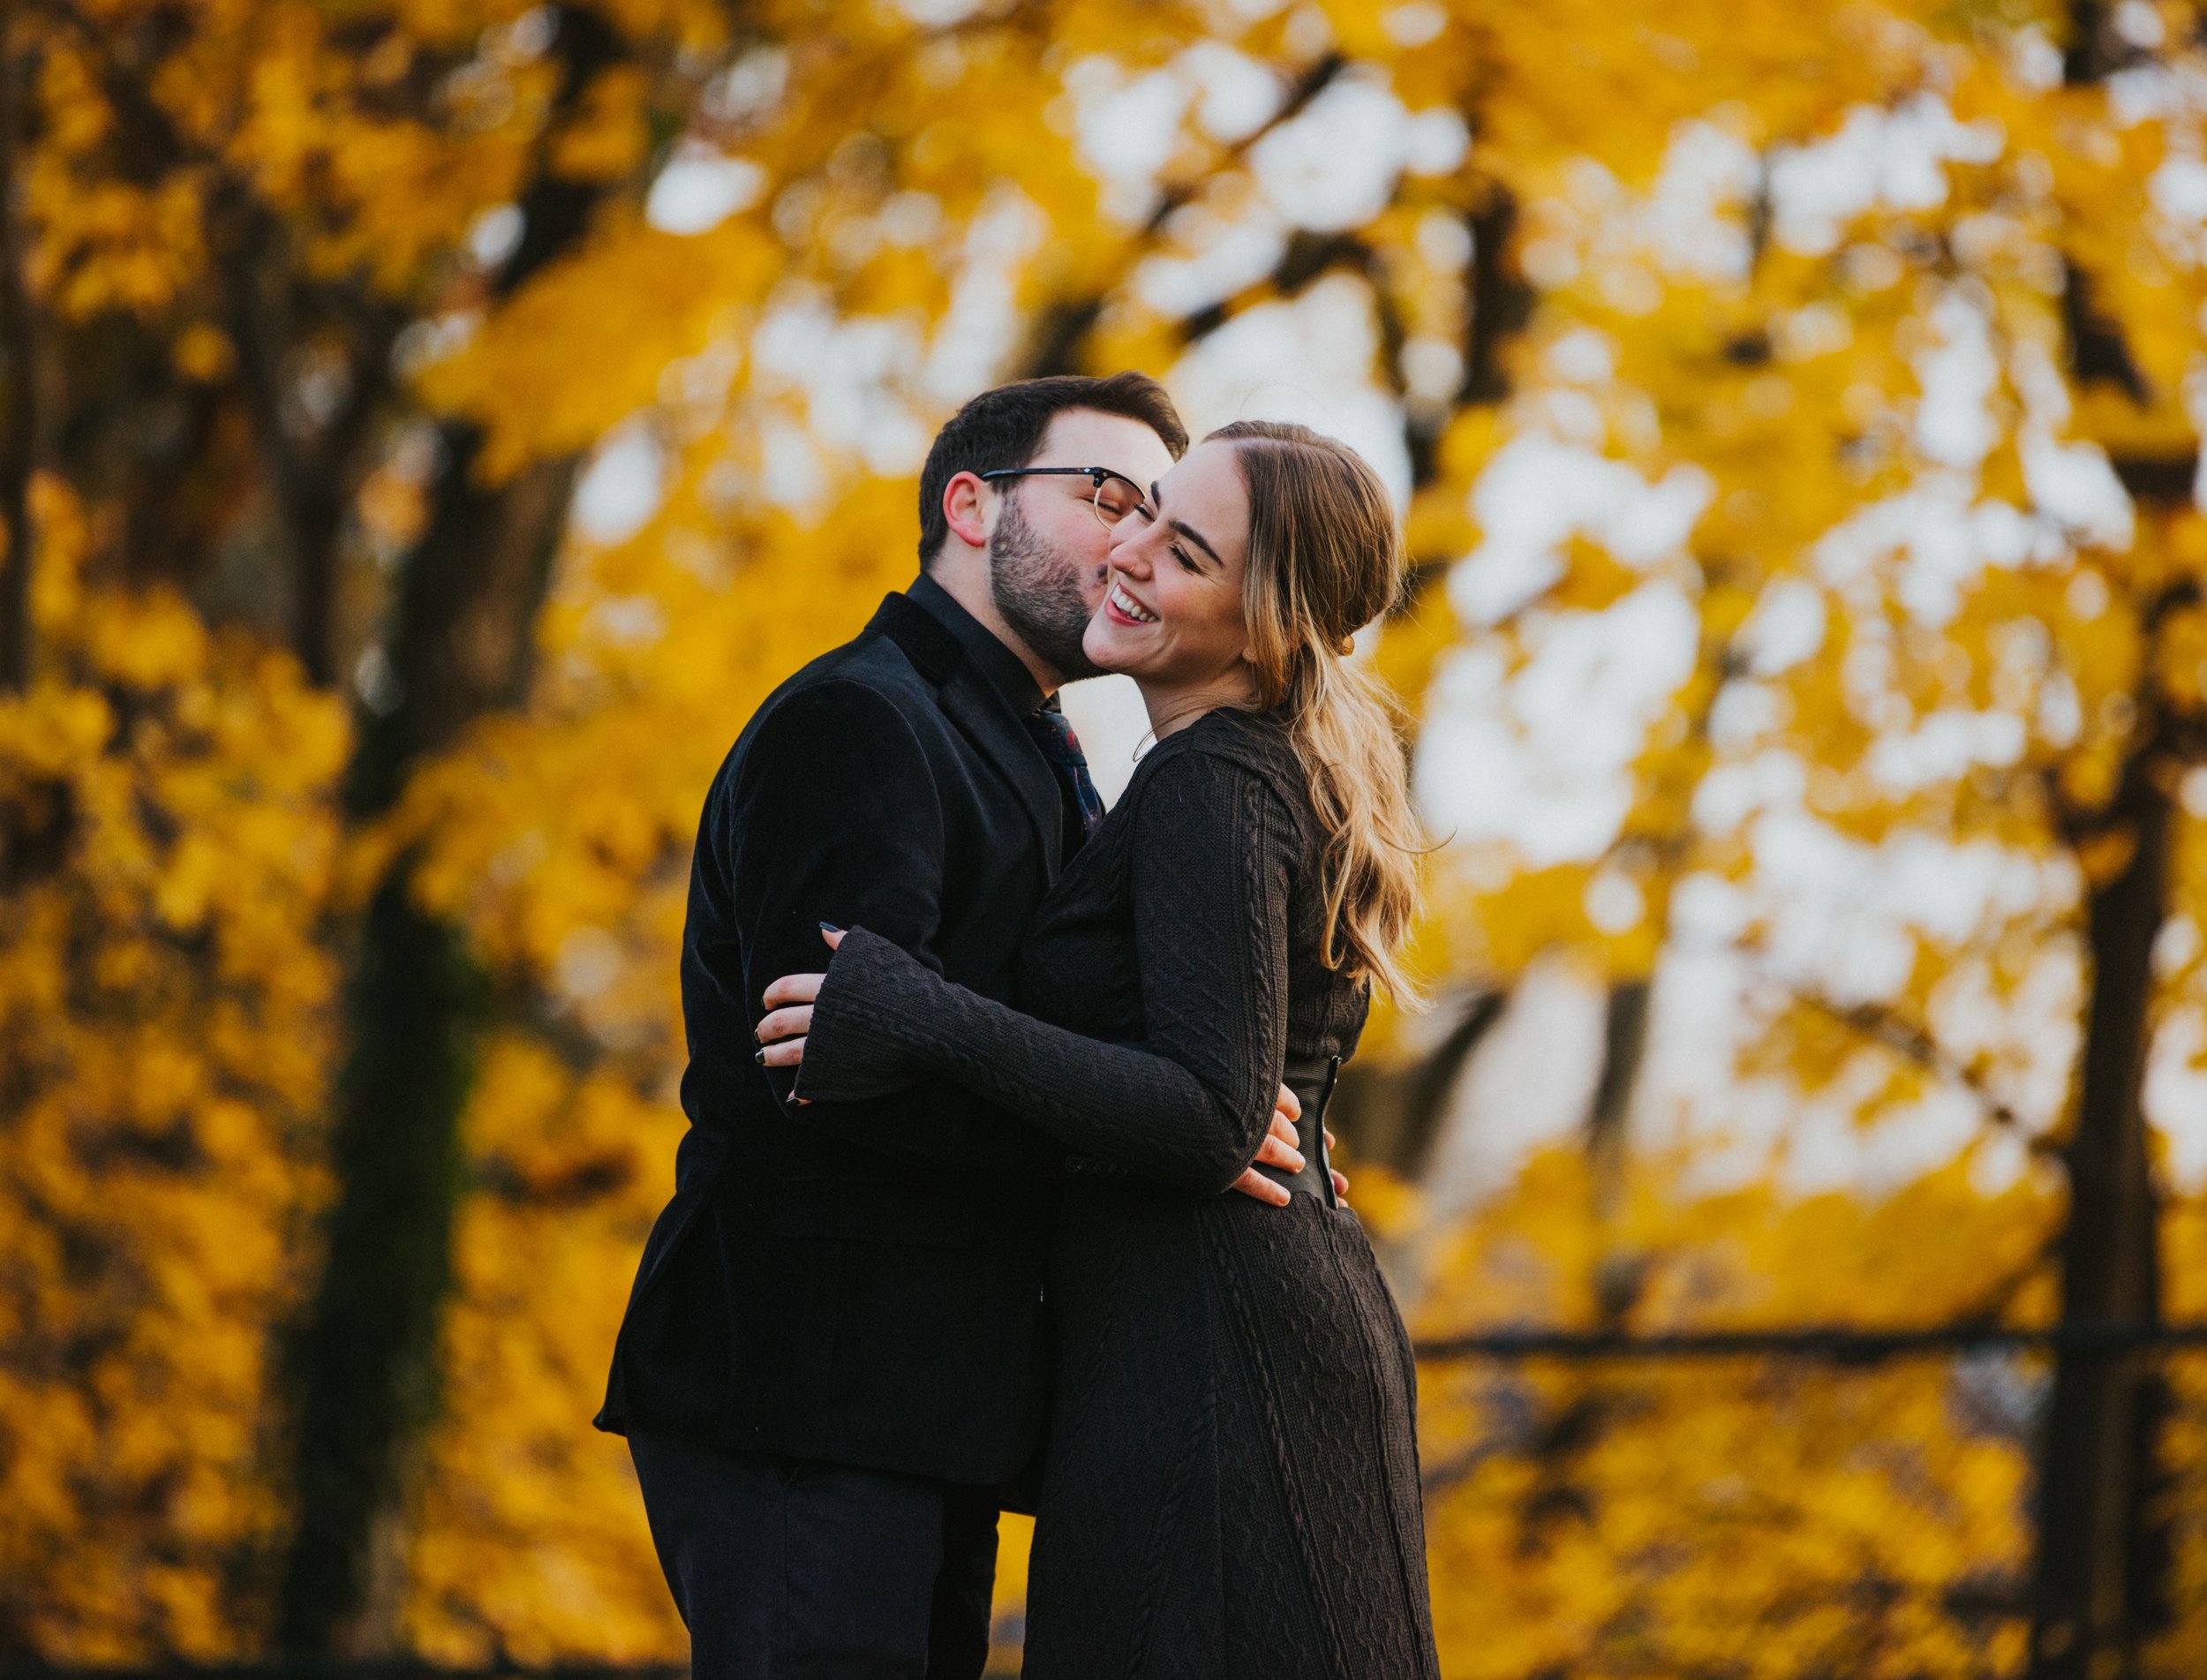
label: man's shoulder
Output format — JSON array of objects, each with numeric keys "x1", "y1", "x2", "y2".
[
  {"x1": 728, "y1": 619, "x2": 953, "y2": 767},
  {"x1": 781, "y1": 626, "x2": 932, "y2": 705}
]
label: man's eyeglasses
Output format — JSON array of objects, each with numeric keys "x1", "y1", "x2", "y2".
[{"x1": 980, "y1": 466, "x2": 1151, "y2": 531}]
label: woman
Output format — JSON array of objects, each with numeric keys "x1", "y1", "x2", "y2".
[{"x1": 758, "y1": 420, "x2": 1437, "y2": 1679}]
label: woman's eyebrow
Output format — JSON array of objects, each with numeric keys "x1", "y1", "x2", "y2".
[{"x1": 1149, "y1": 481, "x2": 1223, "y2": 567}]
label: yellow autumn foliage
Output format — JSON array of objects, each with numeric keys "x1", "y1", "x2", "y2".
[
  {"x1": 0, "y1": 481, "x2": 346, "y2": 1659},
  {"x1": 11, "y1": 0, "x2": 2207, "y2": 1669}
]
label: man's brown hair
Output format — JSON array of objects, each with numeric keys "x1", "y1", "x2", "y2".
[{"x1": 916, "y1": 373, "x2": 1188, "y2": 565}]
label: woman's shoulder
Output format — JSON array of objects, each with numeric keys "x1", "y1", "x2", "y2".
[
  {"x1": 1126, "y1": 709, "x2": 1308, "y2": 829},
  {"x1": 1185, "y1": 706, "x2": 1306, "y2": 790}
]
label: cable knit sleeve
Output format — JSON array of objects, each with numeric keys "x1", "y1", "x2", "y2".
[{"x1": 796, "y1": 743, "x2": 1295, "y2": 1195}]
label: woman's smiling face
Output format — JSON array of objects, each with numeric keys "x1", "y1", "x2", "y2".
[{"x1": 1081, "y1": 441, "x2": 1253, "y2": 710}]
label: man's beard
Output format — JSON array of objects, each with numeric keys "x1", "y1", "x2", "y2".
[{"x1": 989, "y1": 494, "x2": 1104, "y2": 682}]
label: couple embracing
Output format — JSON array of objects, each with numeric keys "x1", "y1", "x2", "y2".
[{"x1": 596, "y1": 373, "x2": 1440, "y2": 1679}]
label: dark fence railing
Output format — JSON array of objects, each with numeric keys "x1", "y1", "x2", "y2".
[
  {"x1": 0, "y1": 1669, "x2": 689, "y2": 1680},
  {"x1": 1412, "y1": 1319, "x2": 2207, "y2": 1361},
  {"x1": 1402, "y1": 1315, "x2": 2207, "y2": 1674},
  {"x1": 0, "y1": 1668, "x2": 690, "y2": 1680},
  {"x1": 16, "y1": 1324, "x2": 2207, "y2": 1680}
]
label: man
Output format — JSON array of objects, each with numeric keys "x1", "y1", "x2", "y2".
[{"x1": 596, "y1": 374, "x2": 1314, "y2": 1678}]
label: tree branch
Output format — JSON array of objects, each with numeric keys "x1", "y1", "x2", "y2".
[
  {"x1": 1020, "y1": 50, "x2": 1348, "y2": 376},
  {"x1": 1789, "y1": 989, "x2": 2055, "y2": 1150}
]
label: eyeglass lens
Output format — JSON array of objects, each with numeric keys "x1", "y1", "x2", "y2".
[{"x1": 1089, "y1": 472, "x2": 1144, "y2": 527}]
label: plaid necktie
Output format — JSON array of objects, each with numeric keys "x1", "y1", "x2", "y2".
[{"x1": 1024, "y1": 703, "x2": 1106, "y2": 841}]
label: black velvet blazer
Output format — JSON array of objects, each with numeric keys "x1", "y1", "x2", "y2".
[{"x1": 596, "y1": 591, "x2": 1069, "y2": 1486}]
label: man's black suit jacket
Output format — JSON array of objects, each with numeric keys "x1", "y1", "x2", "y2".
[{"x1": 595, "y1": 590, "x2": 1067, "y2": 1486}]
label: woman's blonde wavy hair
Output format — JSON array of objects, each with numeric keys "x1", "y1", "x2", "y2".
[{"x1": 1209, "y1": 420, "x2": 1425, "y2": 1004}]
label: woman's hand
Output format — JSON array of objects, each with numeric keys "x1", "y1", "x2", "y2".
[
  {"x1": 1226, "y1": 1090, "x2": 1350, "y2": 1207},
  {"x1": 755, "y1": 928, "x2": 844, "y2": 1086},
  {"x1": 1231, "y1": 1094, "x2": 1302, "y2": 1207}
]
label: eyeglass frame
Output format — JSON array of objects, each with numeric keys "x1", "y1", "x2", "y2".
[{"x1": 977, "y1": 466, "x2": 1151, "y2": 531}]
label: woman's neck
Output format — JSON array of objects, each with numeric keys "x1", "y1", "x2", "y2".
[{"x1": 1138, "y1": 670, "x2": 1256, "y2": 740}]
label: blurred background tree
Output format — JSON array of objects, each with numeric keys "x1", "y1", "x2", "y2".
[{"x1": 5, "y1": 0, "x2": 2207, "y2": 1674}]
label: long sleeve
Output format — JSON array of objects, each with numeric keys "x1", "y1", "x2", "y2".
[
  {"x1": 713, "y1": 679, "x2": 1054, "y2": 1179},
  {"x1": 798, "y1": 745, "x2": 1296, "y2": 1195}
]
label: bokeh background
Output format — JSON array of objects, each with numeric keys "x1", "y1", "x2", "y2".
[{"x1": 7, "y1": 0, "x2": 2207, "y2": 1674}]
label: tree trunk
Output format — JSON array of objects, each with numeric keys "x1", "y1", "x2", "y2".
[
  {"x1": 1328, "y1": 991, "x2": 1505, "y2": 1180},
  {"x1": 276, "y1": 433, "x2": 585, "y2": 1657},
  {"x1": 1461, "y1": 191, "x2": 1534, "y2": 408},
  {"x1": 1587, "y1": 980, "x2": 1649, "y2": 1207},
  {"x1": 2028, "y1": 21, "x2": 2177, "y2": 1666},
  {"x1": 216, "y1": 204, "x2": 395, "y2": 689},
  {"x1": 275, "y1": 872, "x2": 484, "y2": 1654},
  {"x1": 276, "y1": 5, "x2": 621, "y2": 1651},
  {"x1": 2029, "y1": 764, "x2": 2171, "y2": 1678},
  {"x1": 0, "y1": 22, "x2": 35, "y2": 692},
  {"x1": 1584, "y1": 977, "x2": 1652, "y2": 1329}
]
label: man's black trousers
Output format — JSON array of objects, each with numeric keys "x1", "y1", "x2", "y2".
[{"x1": 629, "y1": 1429, "x2": 1000, "y2": 1679}]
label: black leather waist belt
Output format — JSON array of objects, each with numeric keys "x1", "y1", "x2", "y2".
[{"x1": 1254, "y1": 1052, "x2": 1342, "y2": 1206}]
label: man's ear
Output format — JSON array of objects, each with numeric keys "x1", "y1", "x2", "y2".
[{"x1": 940, "y1": 471, "x2": 991, "y2": 552}]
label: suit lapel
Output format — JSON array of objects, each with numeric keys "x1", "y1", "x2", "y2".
[
  {"x1": 940, "y1": 670, "x2": 1064, "y2": 878},
  {"x1": 868, "y1": 595, "x2": 1065, "y2": 879}
]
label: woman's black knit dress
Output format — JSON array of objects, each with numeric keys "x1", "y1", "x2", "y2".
[{"x1": 799, "y1": 706, "x2": 1438, "y2": 1680}]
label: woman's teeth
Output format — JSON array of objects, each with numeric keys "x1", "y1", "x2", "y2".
[{"x1": 1110, "y1": 582, "x2": 1158, "y2": 623}]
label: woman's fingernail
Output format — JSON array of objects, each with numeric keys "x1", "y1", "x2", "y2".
[
  {"x1": 818, "y1": 921, "x2": 841, "y2": 933},
  {"x1": 754, "y1": 1049, "x2": 766, "y2": 1064}
]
